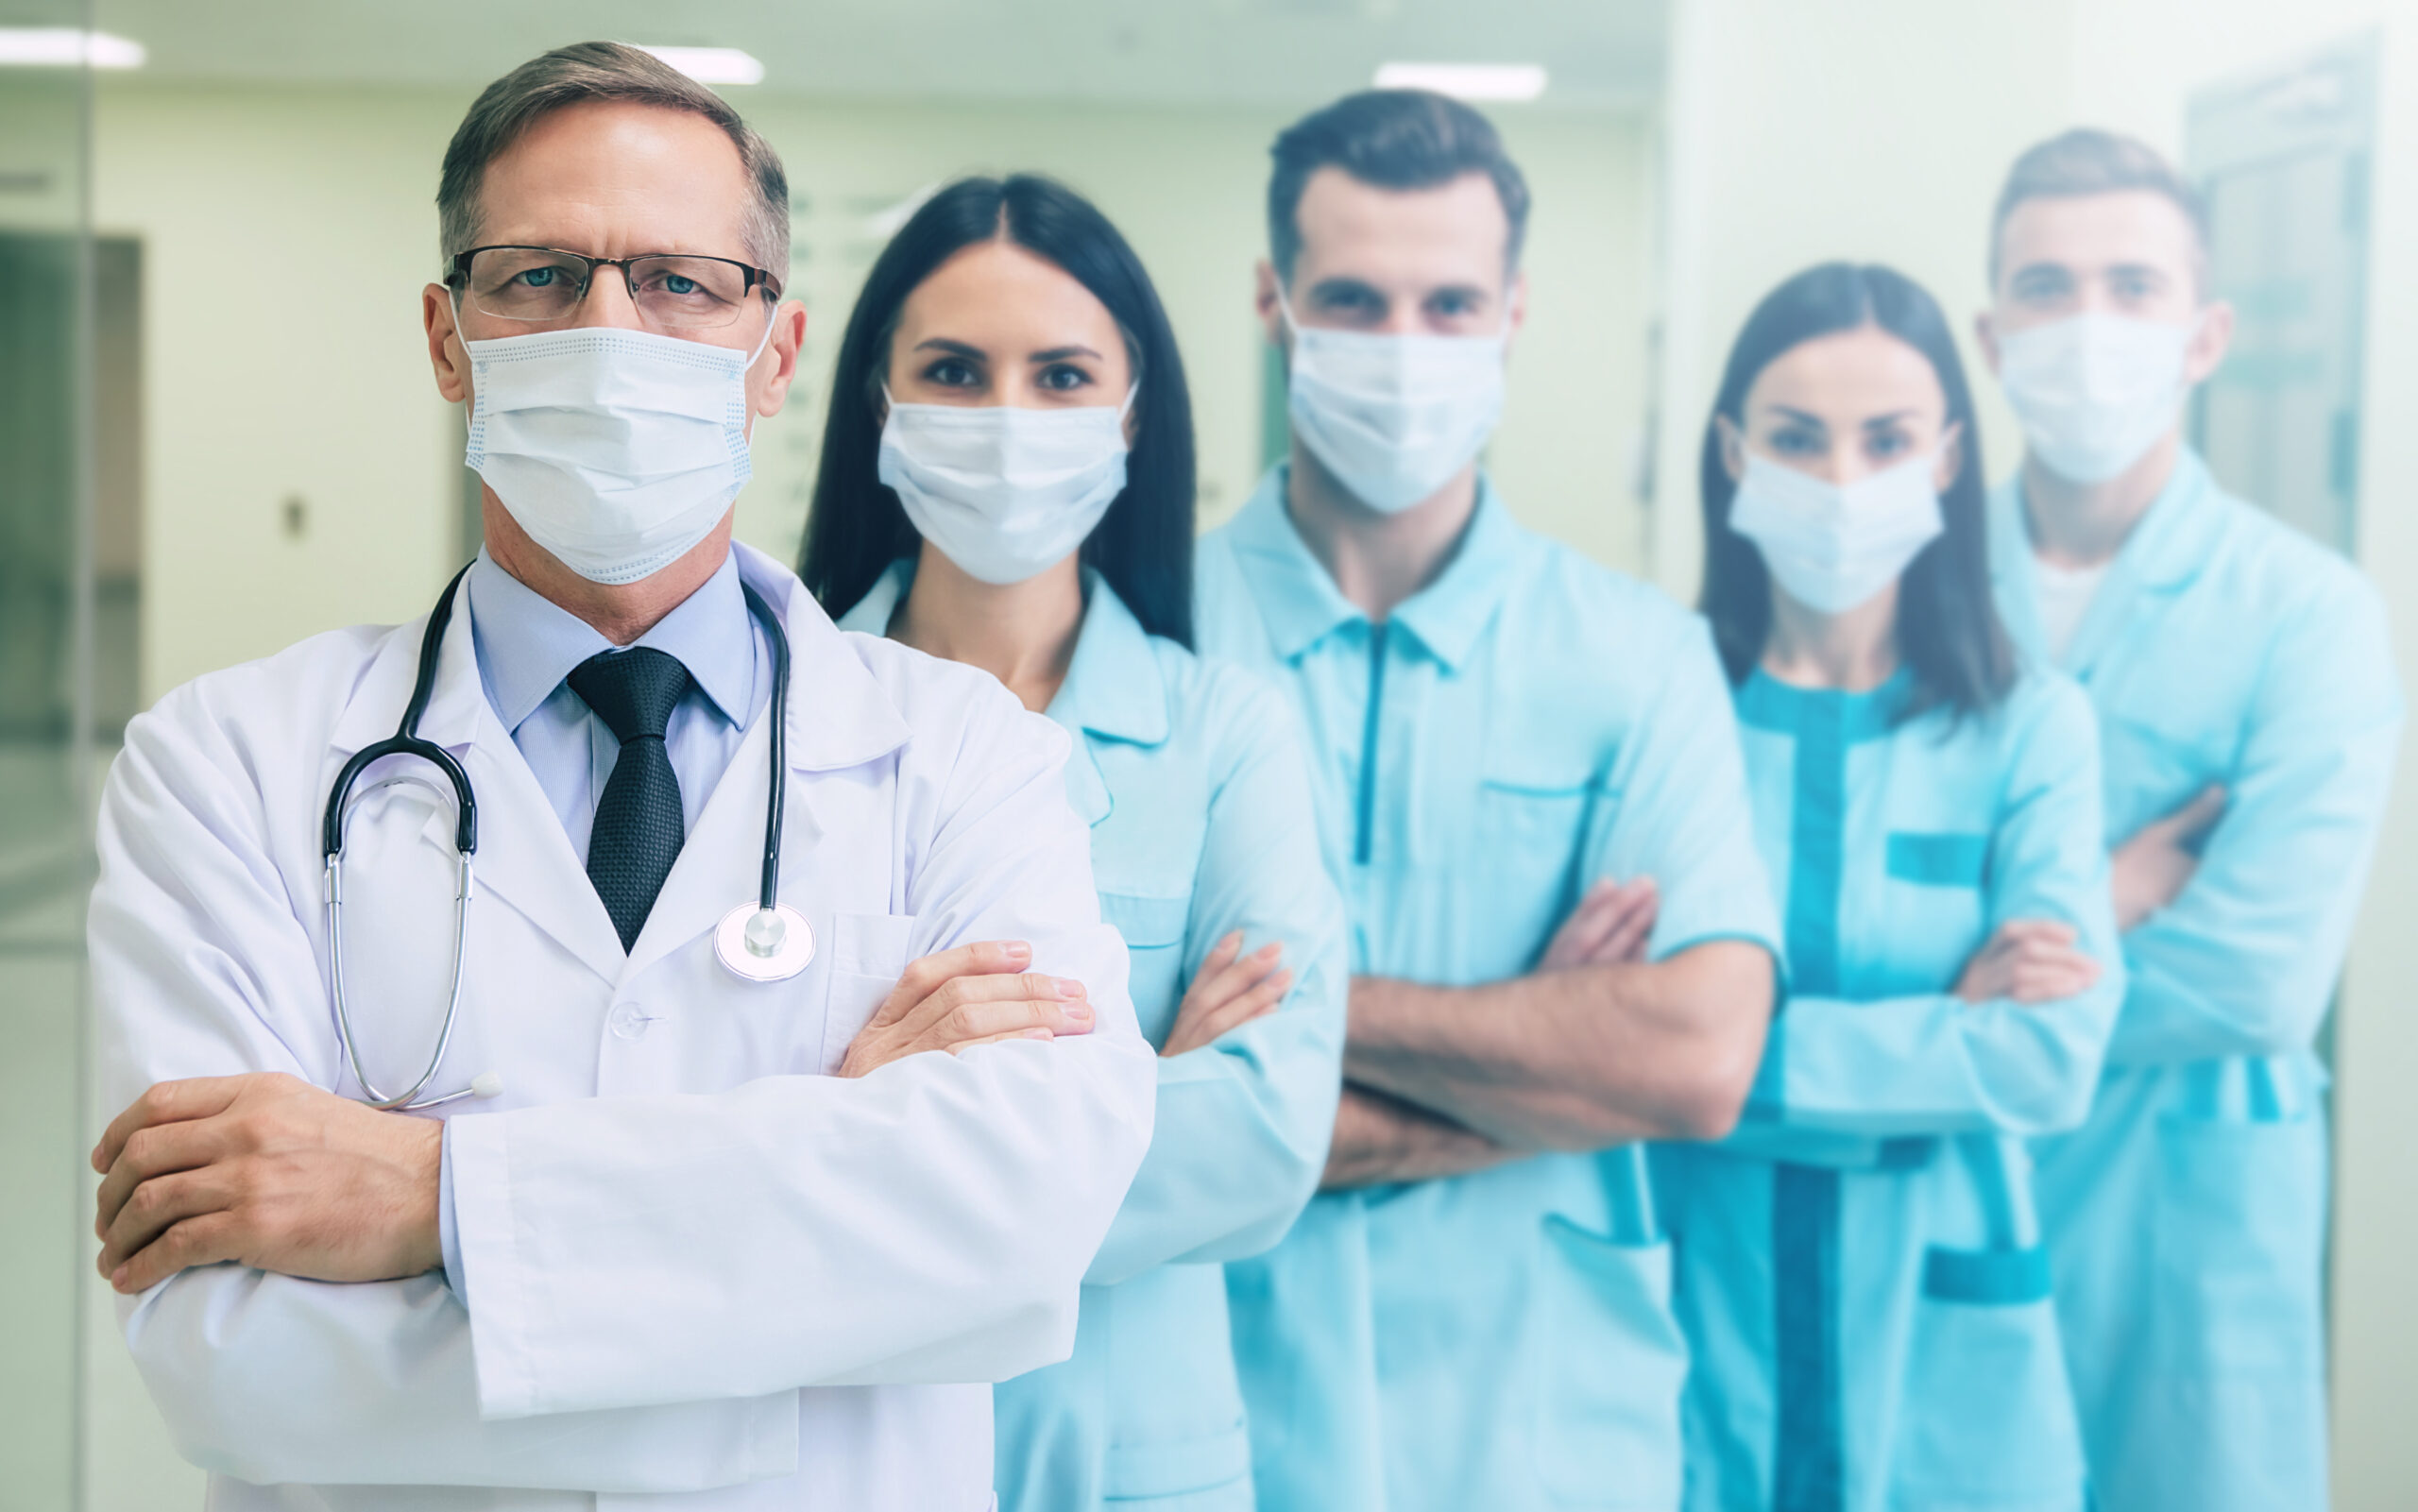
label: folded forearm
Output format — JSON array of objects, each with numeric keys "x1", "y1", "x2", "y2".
[
  {"x1": 1344, "y1": 947, "x2": 1770, "y2": 1147},
  {"x1": 1320, "y1": 1085, "x2": 1515, "y2": 1190}
]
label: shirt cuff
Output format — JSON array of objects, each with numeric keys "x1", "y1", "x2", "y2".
[{"x1": 438, "y1": 1122, "x2": 468, "y2": 1300}]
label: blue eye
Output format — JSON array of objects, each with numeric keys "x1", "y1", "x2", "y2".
[
  {"x1": 665, "y1": 273, "x2": 699, "y2": 296},
  {"x1": 518, "y1": 266, "x2": 558, "y2": 288}
]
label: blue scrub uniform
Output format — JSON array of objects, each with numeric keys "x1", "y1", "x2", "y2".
[
  {"x1": 1988, "y1": 450, "x2": 2402, "y2": 1512},
  {"x1": 1193, "y1": 470, "x2": 1781, "y2": 1512},
  {"x1": 1655, "y1": 668, "x2": 2120, "y2": 1512},
  {"x1": 840, "y1": 565, "x2": 1350, "y2": 1512}
]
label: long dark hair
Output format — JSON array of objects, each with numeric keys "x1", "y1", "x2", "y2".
[
  {"x1": 1699, "y1": 262, "x2": 2014, "y2": 719},
  {"x1": 799, "y1": 174, "x2": 1197, "y2": 646}
]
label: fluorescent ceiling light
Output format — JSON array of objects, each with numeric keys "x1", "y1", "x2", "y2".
[
  {"x1": 0, "y1": 28, "x2": 146, "y2": 69},
  {"x1": 638, "y1": 45, "x2": 765, "y2": 86},
  {"x1": 1372, "y1": 62, "x2": 1547, "y2": 102}
]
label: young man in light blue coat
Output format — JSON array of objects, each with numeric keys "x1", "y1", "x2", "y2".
[
  {"x1": 1974, "y1": 128, "x2": 2403, "y2": 1512},
  {"x1": 1194, "y1": 91, "x2": 1782, "y2": 1512}
]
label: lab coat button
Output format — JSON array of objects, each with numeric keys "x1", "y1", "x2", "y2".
[{"x1": 608, "y1": 1003, "x2": 651, "y2": 1040}]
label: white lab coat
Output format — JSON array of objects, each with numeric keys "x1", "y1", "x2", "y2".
[{"x1": 87, "y1": 544, "x2": 1157, "y2": 1511}]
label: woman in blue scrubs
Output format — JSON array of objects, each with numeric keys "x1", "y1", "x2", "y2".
[
  {"x1": 1640, "y1": 263, "x2": 2124, "y2": 1512},
  {"x1": 800, "y1": 175, "x2": 1347, "y2": 1512}
]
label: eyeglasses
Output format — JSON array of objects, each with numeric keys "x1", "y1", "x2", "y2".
[{"x1": 447, "y1": 246, "x2": 784, "y2": 331}]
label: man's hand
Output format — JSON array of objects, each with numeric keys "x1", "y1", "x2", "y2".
[
  {"x1": 1541, "y1": 877, "x2": 1660, "y2": 971},
  {"x1": 1161, "y1": 931, "x2": 1291, "y2": 1058},
  {"x1": 840, "y1": 940, "x2": 1093, "y2": 1078},
  {"x1": 2111, "y1": 784, "x2": 2226, "y2": 931},
  {"x1": 92, "y1": 1073, "x2": 442, "y2": 1295},
  {"x1": 1954, "y1": 919, "x2": 2101, "y2": 1005}
]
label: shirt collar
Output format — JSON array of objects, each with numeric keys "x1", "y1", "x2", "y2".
[
  {"x1": 1735, "y1": 666, "x2": 1913, "y2": 743},
  {"x1": 1050, "y1": 573, "x2": 1170, "y2": 747},
  {"x1": 467, "y1": 547, "x2": 757, "y2": 735},
  {"x1": 834, "y1": 556, "x2": 1170, "y2": 746},
  {"x1": 1993, "y1": 446, "x2": 2221, "y2": 600},
  {"x1": 1225, "y1": 464, "x2": 1532, "y2": 671}
]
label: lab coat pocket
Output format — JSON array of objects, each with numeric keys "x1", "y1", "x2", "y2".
[
  {"x1": 817, "y1": 911, "x2": 918, "y2": 1074},
  {"x1": 1534, "y1": 1215, "x2": 1686, "y2": 1509},
  {"x1": 1893, "y1": 1245, "x2": 2084, "y2": 1510},
  {"x1": 1100, "y1": 889, "x2": 1192, "y2": 1047},
  {"x1": 2151, "y1": 1109, "x2": 2325, "y2": 1376}
]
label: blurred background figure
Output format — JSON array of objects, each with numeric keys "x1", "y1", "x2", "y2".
[
  {"x1": 8, "y1": 3, "x2": 2418, "y2": 1509},
  {"x1": 1977, "y1": 129, "x2": 2401, "y2": 1512}
]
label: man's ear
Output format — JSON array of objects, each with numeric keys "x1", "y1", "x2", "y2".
[
  {"x1": 748, "y1": 299, "x2": 810, "y2": 421},
  {"x1": 423, "y1": 284, "x2": 469, "y2": 404},
  {"x1": 1253, "y1": 259, "x2": 1286, "y2": 350},
  {"x1": 2184, "y1": 299, "x2": 2235, "y2": 386}
]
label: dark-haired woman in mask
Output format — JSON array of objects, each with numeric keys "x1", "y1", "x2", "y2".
[
  {"x1": 1575, "y1": 263, "x2": 2121, "y2": 1510},
  {"x1": 802, "y1": 174, "x2": 1345, "y2": 1512}
]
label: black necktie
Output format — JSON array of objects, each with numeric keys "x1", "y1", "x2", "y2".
[{"x1": 568, "y1": 647, "x2": 693, "y2": 951}]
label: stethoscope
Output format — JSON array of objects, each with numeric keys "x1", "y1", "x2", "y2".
[{"x1": 320, "y1": 564, "x2": 816, "y2": 1112}]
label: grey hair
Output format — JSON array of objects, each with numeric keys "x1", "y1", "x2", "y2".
[
  {"x1": 437, "y1": 41, "x2": 789, "y2": 276},
  {"x1": 1989, "y1": 127, "x2": 2208, "y2": 288}
]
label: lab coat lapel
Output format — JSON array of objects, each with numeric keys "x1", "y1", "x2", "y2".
[
  {"x1": 328, "y1": 586, "x2": 629, "y2": 988},
  {"x1": 621, "y1": 548, "x2": 911, "y2": 980}
]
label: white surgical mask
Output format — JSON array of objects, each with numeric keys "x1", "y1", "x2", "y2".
[
  {"x1": 1282, "y1": 298, "x2": 1507, "y2": 514},
  {"x1": 1995, "y1": 313, "x2": 2193, "y2": 484},
  {"x1": 877, "y1": 386, "x2": 1134, "y2": 586},
  {"x1": 465, "y1": 314, "x2": 772, "y2": 586},
  {"x1": 1728, "y1": 449, "x2": 1945, "y2": 615}
]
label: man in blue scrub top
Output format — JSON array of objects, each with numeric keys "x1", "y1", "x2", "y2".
[
  {"x1": 1195, "y1": 91, "x2": 1782, "y2": 1512},
  {"x1": 1975, "y1": 128, "x2": 2402, "y2": 1512}
]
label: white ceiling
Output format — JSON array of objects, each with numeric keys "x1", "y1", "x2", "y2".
[{"x1": 86, "y1": 0, "x2": 1666, "y2": 112}]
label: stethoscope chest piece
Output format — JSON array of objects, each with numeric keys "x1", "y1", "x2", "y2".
[{"x1": 716, "y1": 901, "x2": 815, "y2": 982}]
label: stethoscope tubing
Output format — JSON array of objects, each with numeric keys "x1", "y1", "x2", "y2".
[{"x1": 321, "y1": 561, "x2": 792, "y2": 1112}]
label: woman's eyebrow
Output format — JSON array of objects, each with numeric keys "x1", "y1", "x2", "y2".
[
  {"x1": 1762, "y1": 403, "x2": 1828, "y2": 428},
  {"x1": 912, "y1": 337, "x2": 988, "y2": 359},
  {"x1": 1860, "y1": 409, "x2": 1921, "y2": 429},
  {"x1": 1028, "y1": 345, "x2": 1102, "y2": 363}
]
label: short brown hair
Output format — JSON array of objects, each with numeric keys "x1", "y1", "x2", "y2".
[
  {"x1": 437, "y1": 41, "x2": 789, "y2": 274},
  {"x1": 1989, "y1": 127, "x2": 2208, "y2": 287},
  {"x1": 1267, "y1": 89, "x2": 1532, "y2": 280}
]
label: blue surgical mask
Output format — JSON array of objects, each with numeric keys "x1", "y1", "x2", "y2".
[
  {"x1": 464, "y1": 314, "x2": 772, "y2": 586},
  {"x1": 877, "y1": 386, "x2": 1135, "y2": 586},
  {"x1": 1281, "y1": 297, "x2": 1507, "y2": 514}
]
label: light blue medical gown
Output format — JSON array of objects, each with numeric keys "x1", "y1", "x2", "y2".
[
  {"x1": 1653, "y1": 667, "x2": 2121, "y2": 1512},
  {"x1": 1988, "y1": 450, "x2": 2403, "y2": 1512},
  {"x1": 1193, "y1": 470, "x2": 1781, "y2": 1512},
  {"x1": 839, "y1": 563, "x2": 1350, "y2": 1512}
]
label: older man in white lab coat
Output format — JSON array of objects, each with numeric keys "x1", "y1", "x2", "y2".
[{"x1": 84, "y1": 42, "x2": 1154, "y2": 1511}]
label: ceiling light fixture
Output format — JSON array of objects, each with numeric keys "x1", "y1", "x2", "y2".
[
  {"x1": 1372, "y1": 62, "x2": 1547, "y2": 102},
  {"x1": 638, "y1": 45, "x2": 766, "y2": 86},
  {"x1": 0, "y1": 28, "x2": 146, "y2": 69}
]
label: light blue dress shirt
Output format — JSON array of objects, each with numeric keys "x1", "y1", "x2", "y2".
[
  {"x1": 437, "y1": 547, "x2": 771, "y2": 1296},
  {"x1": 1655, "y1": 667, "x2": 2120, "y2": 1512},
  {"x1": 1194, "y1": 468, "x2": 1782, "y2": 1512},
  {"x1": 840, "y1": 562, "x2": 1349, "y2": 1512},
  {"x1": 1990, "y1": 450, "x2": 2402, "y2": 1512}
]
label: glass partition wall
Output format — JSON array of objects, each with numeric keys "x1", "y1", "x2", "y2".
[{"x1": 0, "y1": 8, "x2": 94, "y2": 1509}]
